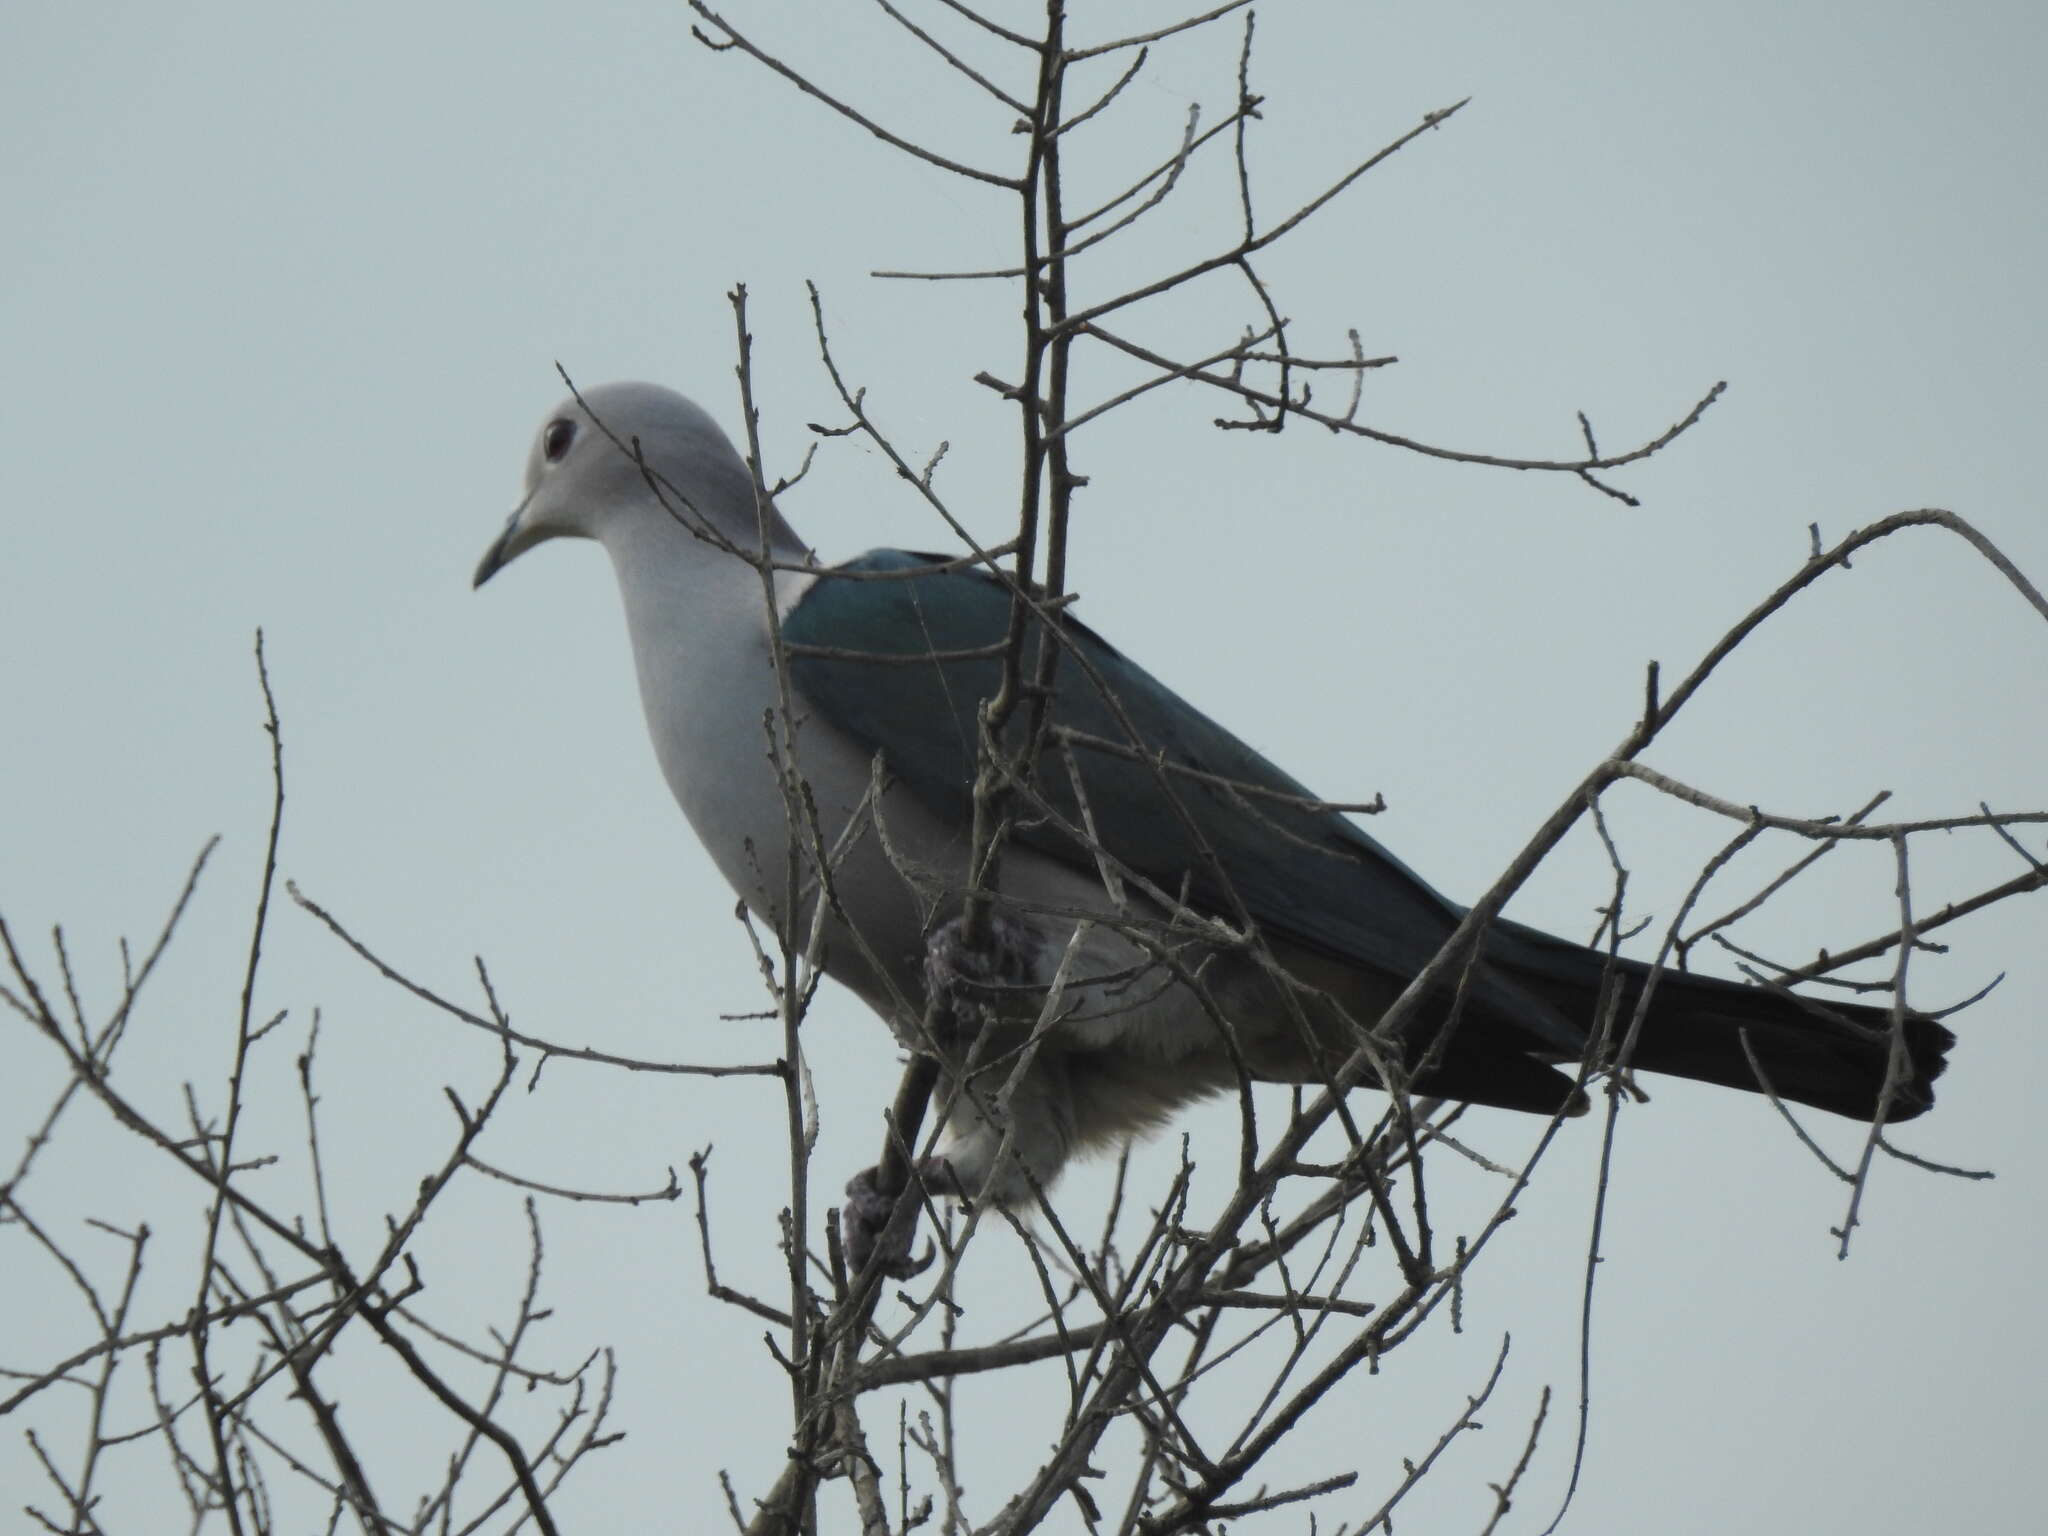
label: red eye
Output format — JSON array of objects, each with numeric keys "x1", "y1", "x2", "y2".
[{"x1": 542, "y1": 419, "x2": 576, "y2": 462}]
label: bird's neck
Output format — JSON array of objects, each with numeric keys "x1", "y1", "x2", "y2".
[{"x1": 601, "y1": 512, "x2": 817, "y2": 913}]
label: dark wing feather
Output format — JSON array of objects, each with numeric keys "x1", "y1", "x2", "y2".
[
  {"x1": 782, "y1": 549, "x2": 1580, "y2": 1054},
  {"x1": 781, "y1": 550, "x2": 1952, "y2": 1122}
]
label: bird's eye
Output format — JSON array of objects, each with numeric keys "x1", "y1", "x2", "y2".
[{"x1": 542, "y1": 418, "x2": 577, "y2": 463}]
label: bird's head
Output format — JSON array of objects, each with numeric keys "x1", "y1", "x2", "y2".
[{"x1": 473, "y1": 380, "x2": 795, "y2": 588}]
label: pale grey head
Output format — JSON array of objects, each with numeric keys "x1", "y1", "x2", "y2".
[{"x1": 473, "y1": 381, "x2": 804, "y2": 588}]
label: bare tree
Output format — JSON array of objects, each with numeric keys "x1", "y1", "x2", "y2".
[{"x1": 6, "y1": 6, "x2": 2042, "y2": 1534}]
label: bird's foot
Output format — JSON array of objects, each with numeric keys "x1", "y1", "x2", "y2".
[
  {"x1": 924, "y1": 910, "x2": 1040, "y2": 1041},
  {"x1": 842, "y1": 1155, "x2": 961, "y2": 1282}
]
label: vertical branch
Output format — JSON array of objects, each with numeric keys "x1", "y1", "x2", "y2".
[
  {"x1": 1834, "y1": 831, "x2": 1922, "y2": 1259},
  {"x1": 963, "y1": 0, "x2": 1072, "y2": 946},
  {"x1": 1024, "y1": 6, "x2": 1080, "y2": 764},
  {"x1": 65, "y1": 1222, "x2": 150, "y2": 1532},
  {"x1": 728, "y1": 287, "x2": 821, "y2": 1454},
  {"x1": 189, "y1": 631, "x2": 286, "y2": 1536}
]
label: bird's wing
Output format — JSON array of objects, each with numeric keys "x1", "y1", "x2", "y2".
[{"x1": 782, "y1": 550, "x2": 1580, "y2": 1052}]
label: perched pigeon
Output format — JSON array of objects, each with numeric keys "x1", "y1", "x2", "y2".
[{"x1": 475, "y1": 381, "x2": 1951, "y2": 1271}]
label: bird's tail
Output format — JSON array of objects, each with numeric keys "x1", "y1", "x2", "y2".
[{"x1": 1514, "y1": 943, "x2": 1954, "y2": 1123}]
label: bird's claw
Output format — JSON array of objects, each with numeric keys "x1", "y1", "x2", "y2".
[
  {"x1": 842, "y1": 1157, "x2": 957, "y2": 1281},
  {"x1": 924, "y1": 911, "x2": 1039, "y2": 1041}
]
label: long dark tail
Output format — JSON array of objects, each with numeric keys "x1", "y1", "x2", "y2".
[{"x1": 1516, "y1": 941, "x2": 1954, "y2": 1123}]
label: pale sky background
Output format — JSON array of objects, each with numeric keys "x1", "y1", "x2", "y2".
[{"x1": 5, "y1": 2, "x2": 2045, "y2": 1532}]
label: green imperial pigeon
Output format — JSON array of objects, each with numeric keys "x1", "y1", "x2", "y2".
[{"x1": 475, "y1": 381, "x2": 1951, "y2": 1271}]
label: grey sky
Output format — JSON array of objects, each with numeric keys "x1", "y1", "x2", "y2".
[{"x1": 5, "y1": 2, "x2": 2044, "y2": 1530}]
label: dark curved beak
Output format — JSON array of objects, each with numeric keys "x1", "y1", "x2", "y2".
[{"x1": 472, "y1": 507, "x2": 525, "y2": 589}]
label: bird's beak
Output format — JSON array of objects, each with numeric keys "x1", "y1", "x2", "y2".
[{"x1": 472, "y1": 502, "x2": 530, "y2": 589}]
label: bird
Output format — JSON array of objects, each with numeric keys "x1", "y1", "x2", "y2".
[{"x1": 474, "y1": 380, "x2": 1952, "y2": 1272}]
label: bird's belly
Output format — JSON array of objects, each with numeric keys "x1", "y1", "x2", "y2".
[
  {"x1": 649, "y1": 690, "x2": 973, "y2": 1018},
  {"x1": 631, "y1": 624, "x2": 1337, "y2": 1085}
]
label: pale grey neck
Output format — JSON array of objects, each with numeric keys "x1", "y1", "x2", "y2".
[
  {"x1": 605, "y1": 509, "x2": 777, "y2": 705},
  {"x1": 600, "y1": 507, "x2": 810, "y2": 911}
]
